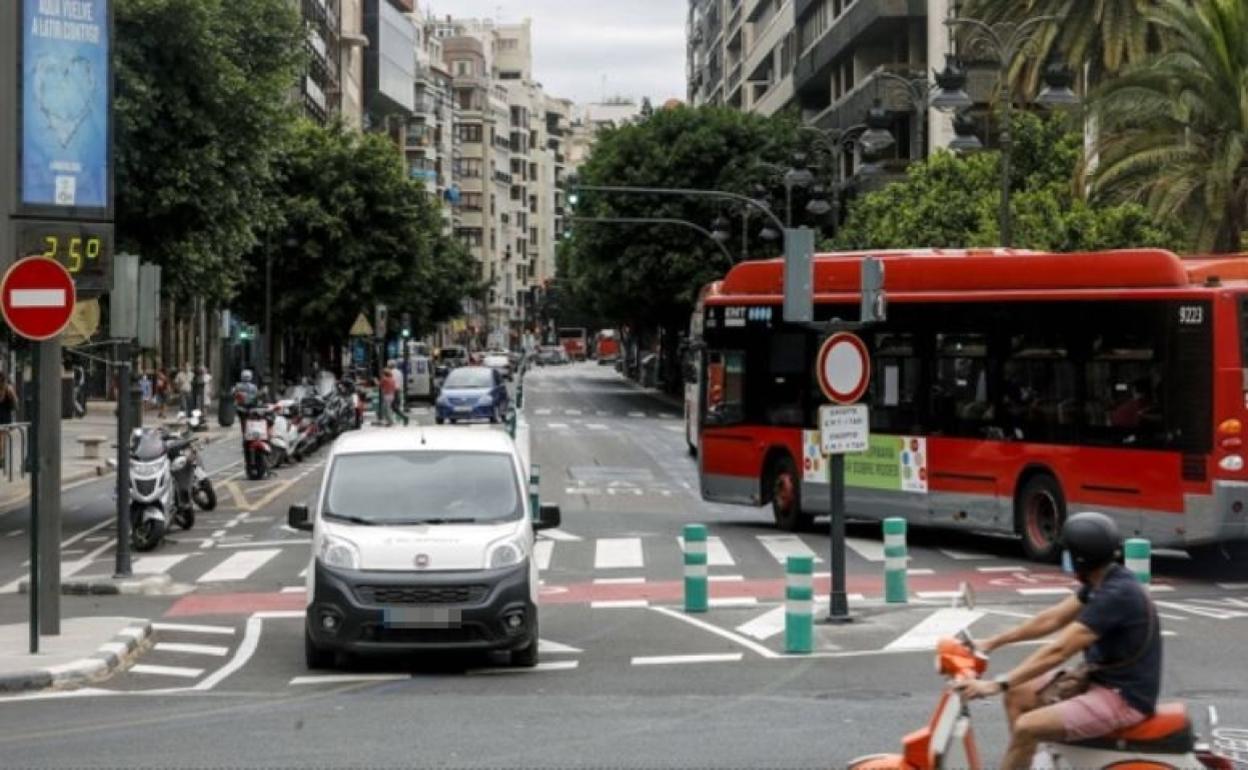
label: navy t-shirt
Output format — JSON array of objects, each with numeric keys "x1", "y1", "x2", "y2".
[{"x1": 1077, "y1": 564, "x2": 1162, "y2": 715}]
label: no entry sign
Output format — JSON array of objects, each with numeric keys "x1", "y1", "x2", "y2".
[
  {"x1": 816, "y1": 332, "x2": 870, "y2": 405},
  {"x1": 0, "y1": 257, "x2": 77, "y2": 341}
]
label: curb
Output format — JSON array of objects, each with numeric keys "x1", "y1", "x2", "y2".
[
  {"x1": 0, "y1": 619, "x2": 151, "y2": 694},
  {"x1": 18, "y1": 574, "x2": 173, "y2": 597}
]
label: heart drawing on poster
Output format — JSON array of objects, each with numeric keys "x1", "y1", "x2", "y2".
[{"x1": 33, "y1": 55, "x2": 98, "y2": 148}]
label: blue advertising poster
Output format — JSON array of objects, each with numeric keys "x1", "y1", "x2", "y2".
[{"x1": 21, "y1": 0, "x2": 110, "y2": 210}]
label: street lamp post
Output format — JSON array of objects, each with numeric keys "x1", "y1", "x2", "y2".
[
  {"x1": 572, "y1": 216, "x2": 738, "y2": 264},
  {"x1": 935, "y1": 13, "x2": 1077, "y2": 246},
  {"x1": 798, "y1": 118, "x2": 895, "y2": 232},
  {"x1": 873, "y1": 70, "x2": 933, "y2": 160}
]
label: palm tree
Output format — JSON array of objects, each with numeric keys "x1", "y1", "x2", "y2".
[
  {"x1": 961, "y1": 0, "x2": 1160, "y2": 86},
  {"x1": 1090, "y1": 0, "x2": 1248, "y2": 252}
]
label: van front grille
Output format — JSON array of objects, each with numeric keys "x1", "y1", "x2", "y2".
[{"x1": 356, "y1": 585, "x2": 488, "y2": 605}]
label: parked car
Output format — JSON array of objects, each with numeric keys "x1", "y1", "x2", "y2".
[
  {"x1": 482, "y1": 352, "x2": 512, "y2": 380},
  {"x1": 435, "y1": 366, "x2": 509, "y2": 424},
  {"x1": 288, "y1": 427, "x2": 562, "y2": 669},
  {"x1": 435, "y1": 346, "x2": 468, "y2": 379}
]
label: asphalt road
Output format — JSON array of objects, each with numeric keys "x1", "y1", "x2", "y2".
[{"x1": 1, "y1": 362, "x2": 1246, "y2": 768}]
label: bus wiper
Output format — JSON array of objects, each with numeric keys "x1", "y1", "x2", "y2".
[{"x1": 323, "y1": 511, "x2": 378, "y2": 526}]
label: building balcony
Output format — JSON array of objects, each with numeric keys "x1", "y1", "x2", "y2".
[{"x1": 794, "y1": 0, "x2": 925, "y2": 100}]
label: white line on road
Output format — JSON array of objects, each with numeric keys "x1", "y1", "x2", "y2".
[
  {"x1": 939, "y1": 548, "x2": 991, "y2": 560},
  {"x1": 593, "y1": 577, "x2": 645, "y2": 585},
  {"x1": 650, "y1": 605, "x2": 779, "y2": 659},
  {"x1": 280, "y1": 586, "x2": 305, "y2": 594},
  {"x1": 977, "y1": 565, "x2": 1028, "y2": 573},
  {"x1": 585, "y1": 423, "x2": 608, "y2": 430},
  {"x1": 131, "y1": 554, "x2": 191, "y2": 575},
  {"x1": 215, "y1": 539, "x2": 311, "y2": 549},
  {"x1": 540, "y1": 528, "x2": 582, "y2": 542},
  {"x1": 468, "y1": 661, "x2": 579, "y2": 675},
  {"x1": 907, "y1": 568, "x2": 935, "y2": 576},
  {"x1": 915, "y1": 591, "x2": 964, "y2": 600},
  {"x1": 593, "y1": 537, "x2": 644, "y2": 569},
  {"x1": 564, "y1": 410, "x2": 582, "y2": 416},
  {"x1": 678, "y1": 535, "x2": 735, "y2": 567},
  {"x1": 590, "y1": 600, "x2": 649, "y2": 609},
  {"x1": 151, "y1": 623, "x2": 236, "y2": 636},
  {"x1": 538, "y1": 639, "x2": 583, "y2": 654},
  {"x1": 154, "y1": 642, "x2": 230, "y2": 657},
  {"x1": 1017, "y1": 587, "x2": 1074, "y2": 596},
  {"x1": 708, "y1": 597, "x2": 758, "y2": 608},
  {"x1": 196, "y1": 549, "x2": 279, "y2": 583},
  {"x1": 534, "y1": 408, "x2": 552, "y2": 416},
  {"x1": 129, "y1": 663, "x2": 204, "y2": 679},
  {"x1": 631, "y1": 653, "x2": 743, "y2": 666},
  {"x1": 547, "y1": 422, "x2": 569, "y2": 429},
  {"x1": 757, "y1": 534, "x2": 823, "y2": 564},
  {"x1": 709, "y1": 575, "x2": 745, "y2": 582},
  {"x1": 845, "y1": 537, "x2": 886, "y2": 562},
  {"x1": 534, "y1": 540, "x2": 554, "y2": 571},
  {"x1": 290, "y1": 674, "x2": 410, "y2": 686},
  {"x1": 6, "y1": 529, "x2": 22, "y2": 537},
  {"x1": 884, "y1": 608, "x2": 985, "y2": 652},
  {"x1": 628, "y1": 412, "x2": 645, "y2": 418},
  {"x1": 736, "y1": 606, "x2": 786, "y2": 641}
]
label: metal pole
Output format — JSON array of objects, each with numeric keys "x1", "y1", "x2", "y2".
[
  {"x1": 36, "y1": 337, "x2": 61, "y2": 635},
  {"x1": 827, "y1": 453, "x2": 851, "y2": 622},
  {"x1": 264, "y1": 250, "x2": 273, "y2": 388},
  {"x1": 999, "y1": 84, "x2": 1013, "y2": 247},
  {"x1": 28, "y1": 343, "x2": 39, "y2": 654},
  {"x1": 784, "y1": 180, "x2": 793, "y2": 228},
  {"x1": 114, "y1": 341, "x2": 132, "y2": 577}
]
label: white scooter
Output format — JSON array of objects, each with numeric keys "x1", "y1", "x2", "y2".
[
  {"x1": 128, "y1": 428, "x2": 173, "y2": 552},
  {"x1": 847, "y1": 586, "x2": 1228, "y2": 770}
]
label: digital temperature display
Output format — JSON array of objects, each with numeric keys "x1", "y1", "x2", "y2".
[{"x1": 13, "y1": 221, "x2": 113, "y2": 297}]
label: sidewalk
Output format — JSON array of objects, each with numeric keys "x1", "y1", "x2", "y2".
[
  {"x1": 0, "y1": 402, "x2": 232, "y2": 511},
  {"x1": 0, "y1": 617, "x2": 151, "y2": 693}
]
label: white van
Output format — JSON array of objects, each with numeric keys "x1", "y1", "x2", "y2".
[
  {"x1": 406, "y1": 355, "x2": 434, "y2": 400},
  {"x1": 288, "y1": 427, "x2": 561, "y2": 669}
]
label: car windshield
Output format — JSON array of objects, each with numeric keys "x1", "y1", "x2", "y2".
[
  {"x1": 324, "y1": 451, "x2": 520, "y2": 524},
  {"x1": 444, "y1": 368, "x2": 493, "y2": 389}
]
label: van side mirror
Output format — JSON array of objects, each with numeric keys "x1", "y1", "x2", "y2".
[
  {"x1": 535, "y1": 503, "x2": 561, "y2": 531},
  {"x1": 288, "y1": 504, "x2": 312, "y2": 532}
]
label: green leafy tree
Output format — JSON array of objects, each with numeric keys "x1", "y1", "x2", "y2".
[
  {"x1": 114, "y1": 0, "x2": 305, "y2": 303},
  {"x1": 1089, "y1": 0, "x2": 1248, "y2": 252},
  {"x1": 238, "y1": 121, "x2": 480, "y2": 352},
  {"x1": 961, "y1": 0, "x2": 1160, "y2": 87},
  {"x1": 835, "y1": 113, "x2": 1185, "y2": 252}
]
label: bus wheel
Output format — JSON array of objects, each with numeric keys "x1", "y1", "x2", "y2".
[
  {"x1": 1016, "y1": 474, "x2": 1065, "y2": 563},
  {"x1": 1187, "y1": 542, "x2": 1248, "y2": 576},
  {"x1": 770, "y1": 455, "x2": 811, "y2": 532}
]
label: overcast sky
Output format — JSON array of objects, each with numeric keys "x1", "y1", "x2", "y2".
[{"x1": 424, "y1": 1, "x2": 687, "y2": 106}]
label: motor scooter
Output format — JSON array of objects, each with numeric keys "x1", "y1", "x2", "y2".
[
  {"x1": 128, "y1": 428, "x2": 173, "y2": 551},
  {"x1": 241, "y1": 406, "x2": 273, "y2": 480},
  {"x1": 848, "y1": 585, "x2": 1229, "y2": 770}
]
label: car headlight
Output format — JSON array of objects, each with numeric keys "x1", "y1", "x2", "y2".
[
  {"x1": 318, "y1": 534, "x2": 360, "y2": 570},
  {"x1": 477, "y1": 395, "x2": 495, "y2": 407},
  {"x1": 487, "y1": 538, "x2": 525, "y2": 569}
]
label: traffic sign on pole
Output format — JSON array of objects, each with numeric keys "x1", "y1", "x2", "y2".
[
  {"x1": 816, "y1": 332, "x2": 870, "y2": 405},
  {"x1": 0, "y1": 256, "x2": 77, "y2": 340}
]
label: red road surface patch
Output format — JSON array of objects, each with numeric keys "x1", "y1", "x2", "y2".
[{"x1": 166, "y1": 591, "x2": 305, "y2": 617}]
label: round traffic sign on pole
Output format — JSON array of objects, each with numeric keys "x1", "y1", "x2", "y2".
[
  {"x1": 0, "y1": 257, "x2": 77, "y2": 341},
  {"x1": 816, "y1": 332, "x2": 870, "y2": 404}
]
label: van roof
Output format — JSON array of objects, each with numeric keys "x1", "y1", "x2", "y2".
[{"x1": 330, "y1": 427, "x2": 516, "y2": 457}]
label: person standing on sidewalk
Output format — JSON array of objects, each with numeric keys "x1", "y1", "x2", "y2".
[
  {"x1": 154, "y1": 368, "x2": 170, "y2": 419},
  {"x1": 191, "y1": 365, "x2": 206, "y2": 412},
  {"x1": 378, "y1": 365, "x2": 397, "y2": 427},
  {"x1": 175, "y1": 363, "x2": 193, "y2": 416},
  {"x1": 389, "y1": 360, "x2": 409, "y2": 426},
  {"x1": 200, "y1": 366, "x2": 213, "y2": 416},
  {"x1": 0, "y1": 373, "x2": 16, "y2": 472}
]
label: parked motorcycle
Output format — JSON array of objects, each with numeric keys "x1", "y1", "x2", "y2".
[
  {"x1": 165, "y1": 430, "x2": 216, "y2": 525},
  {"x1": 128, "y1": 429, "x2": 173, "y2": 551},
  {"x1": 241, "y1": 405, "x2": 273, "y2": 480}
]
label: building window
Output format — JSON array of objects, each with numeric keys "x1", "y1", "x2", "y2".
[
  {"x1": 456, "y1": 228, "x2": 483, "y2": 247},
  {"x1": 460, "y1": 158, "x2": 483, "y2": 178},
  {"x1": 457, "y1": 123, "x2": 483, "y2": 143},
  {"x1": 460, "y1": 192, "x2": 483, "y2": 211},
  {"x1": 454, "y1": 59, "x2": 473, "y2": 76}
]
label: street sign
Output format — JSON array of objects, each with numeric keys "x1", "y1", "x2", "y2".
[
  {"x1": 0, "y1": 256, "x2": 76, "y2": 340},
  {"x1": 349, "y1": 313, "x2": 373, "y2": 337},
  {"x1": 816, "y1": 332, "x2": 870, "y2": 405},
  {"x1": 819, "y1": 404, "x2": 869, "y2": 455}
]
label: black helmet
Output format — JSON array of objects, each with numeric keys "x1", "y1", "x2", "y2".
[{"x1": 1061, "y1": 511, "x2": 1121, "y2": 572}]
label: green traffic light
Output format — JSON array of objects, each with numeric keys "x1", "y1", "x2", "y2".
[{"x1": 568, "y1": 193, "x2": 579, "y2": 207}]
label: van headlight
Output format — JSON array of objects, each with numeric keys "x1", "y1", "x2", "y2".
[
  {"x1": 487, "y1": 538, "x2": 525, "y2": 569},
  {"x1": 318, "y1": 535, "x2": 360, "y2": 570}
]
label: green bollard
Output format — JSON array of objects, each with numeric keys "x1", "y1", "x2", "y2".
[
  {"x1": 1125, "y1": 538, "x2": 1151, "y2": 584},
  {"x1": 506, "y1": 410, "x2": 517, "y2": 439},
  {"x1": 529, "y1": 465, "x2": 540, "y2": 519},
  {"x1": 785, "y1": 555, "x2": 814, "y2": 654},
  {"x1": 884, "y1": 518, "x2": 909, "y2": 604},
  {"x1": 683, "y1": 524, "x2": 709, "y2": 613}
]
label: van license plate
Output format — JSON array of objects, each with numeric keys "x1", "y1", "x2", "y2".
[{"x1": 384, "y1": 608, "x2": 462, "y2": 628}]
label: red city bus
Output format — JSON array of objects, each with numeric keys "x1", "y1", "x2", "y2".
[
  {"x1": 558, "y1": 327, "x2": 588, "y2": 361},
  {"x1": 595, "y1": 329, "x2": 621, "y2": 362},
  {"x1": 697, "y1": 248, "x2": 1248, "y2": 562}
]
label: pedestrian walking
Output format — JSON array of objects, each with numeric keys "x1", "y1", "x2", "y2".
[
  {"x1": 192, "y1": 365, "x2": 206, "y2": 412},
  {"x1": 379, "y1": 365, "x2": 397, "y2": 427},
  {"x1": 154, "y1": 368, "x2": 170, "y2": 418},
  {"x1": 389, "y1": 360, "x2": 409, "y2": 426},
  {"x1": 139, "y1": 367, "x2": 153, "y2": 412},
  {"x1": 200, "y1": 366, "x2": 213, "y2": 415},
  {"x1": 175, "y1": 362, "x2": 193, "y2": 416},
  {"x1": 0, "y1": 372, "x2": 16, "y2": 471}
]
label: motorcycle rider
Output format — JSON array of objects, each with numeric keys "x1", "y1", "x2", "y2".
[
  {"x1": 233, "y1": 370, "x2": 259, "y2": 408},
  {"x1": 954, "y1": 511, "x2": 1160, "y2": 770}
]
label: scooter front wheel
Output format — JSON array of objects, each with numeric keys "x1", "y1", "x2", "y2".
[
  {"x1": 131, "y1": 516, "x2": 165, "y2": 552},
  {"x1": 245, "y1": 453, "x2": 267, "y2": 480},
  {"x1": 193, "y1": 480, "x2": 216, "y2": 511},
  {"x1": 174, "y1": 507, "x2": 196, "y2": 530}
]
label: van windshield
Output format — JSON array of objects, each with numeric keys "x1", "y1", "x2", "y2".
[{"x1": 324, "y1": 451, "x2": 521, "y2": 524}]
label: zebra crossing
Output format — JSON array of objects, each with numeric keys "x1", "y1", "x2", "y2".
[{"x1": 531, "y1": 408, "x2": 679, "y2": 420}]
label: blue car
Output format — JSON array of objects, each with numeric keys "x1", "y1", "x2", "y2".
[{"x1": 435, "y1": 366, "x2": 509, "y2": 424}]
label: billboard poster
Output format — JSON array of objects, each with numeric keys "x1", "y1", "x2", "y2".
[
  {"x1": 845, "y1": 435, "x2": 929, "y2": 493},
  {"x1": 20, "y1": 0, "x2": 110, "y2": 210}
]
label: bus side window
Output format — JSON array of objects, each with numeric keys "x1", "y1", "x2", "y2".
[
  {"x1": 932, "y1": 334, "x2": 991, "y2": 436},
  {"x1": 869, "y1": 333, "x2": 920, "y2": 433},
  {"x1": 705, "y1": 351, "x2": 744, "y2": 426}
]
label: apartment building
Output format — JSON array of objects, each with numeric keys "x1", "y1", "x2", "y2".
[
  {"x1": 688, "y1": 0, "x2": 978, "y2": 170},
  {"x1": 300, "y1": 0, "x2": 345, "y2": 122}
]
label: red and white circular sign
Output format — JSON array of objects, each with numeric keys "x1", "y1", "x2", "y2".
[
  {"x1": 0, "y1": 257, "x2": 77, "y2": 341},
  {"x1": 816, "y1": 332, "x2": 870, "y2": 404}
]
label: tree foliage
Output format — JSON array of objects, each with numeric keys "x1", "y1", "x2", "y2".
[
  {"x1": 1089, "y1": 0, "x2": 1248, "y2": 252},
  {"x1": 563, "y1": 106, "x2": 806, "y2": 331},
  {"x1": 114, "y1": 0, "x2": 305, "y2": 304},
  {"x1": 834, "y1": 113, "x2": 1185, "y2": 252},
  {"x1": 237, "y1": 121, "x2": 480, "y2": 346}
]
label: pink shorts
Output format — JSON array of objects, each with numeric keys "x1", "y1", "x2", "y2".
[{"x1": 1054, "y1": 683, "x2": 1148, "y2": 741}]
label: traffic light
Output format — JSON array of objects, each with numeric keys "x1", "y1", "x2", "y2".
[
  {"x1": 238, "y1": 324, "x2": 254, "y2": 341},
  {"x1": 401, "y1": 312, "x2": 411, "y2": 339}
]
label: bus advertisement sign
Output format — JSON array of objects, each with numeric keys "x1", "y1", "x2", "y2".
[{"x1": 845, "y1": 435, "x2": 929, "y2": 493}]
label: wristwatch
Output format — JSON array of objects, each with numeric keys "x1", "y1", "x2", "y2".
[{"x1": 994, "y1": 674, "x2": 1011, "y2": 693}]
